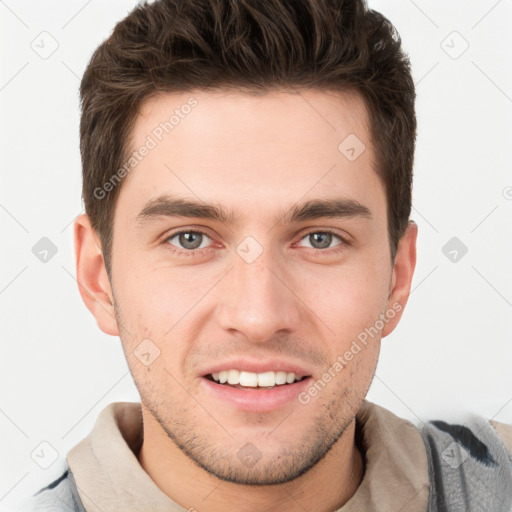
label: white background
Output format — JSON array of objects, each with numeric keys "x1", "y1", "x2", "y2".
[{"x1": 1, "y1": 0, "x2": 511, "y2": 508}]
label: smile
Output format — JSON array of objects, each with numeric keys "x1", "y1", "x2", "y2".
[{"x1": 207, "y1": 369, "x2": 306, "y2": 388}]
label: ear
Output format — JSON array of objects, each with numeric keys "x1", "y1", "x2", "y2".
[
  {"x1": 74, "y1": 213, "x2": 119, "y2": 336},
  {"x1": 381, "y1": 220, "x2": 418, "y2": 338}
]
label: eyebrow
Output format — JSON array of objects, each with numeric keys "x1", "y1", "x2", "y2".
[{"x1": 135, "y1": 194, "x2": 372, "y2": 227}]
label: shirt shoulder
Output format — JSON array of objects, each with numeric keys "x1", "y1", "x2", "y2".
[
  {"x1": 13, "y1": 464, "x2": 85, "y2": 512},
  {"x1": 418, "y1": 412, "x2": 512, "y2": 512}
]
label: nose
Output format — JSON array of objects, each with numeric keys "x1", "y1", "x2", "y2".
[{"x1": 215, "y1": 245, "x2": 302, "y2": 344}]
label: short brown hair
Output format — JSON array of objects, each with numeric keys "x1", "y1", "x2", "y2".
[{"x1": 79, "y1": 0, "x2": 416, "y2": 278}]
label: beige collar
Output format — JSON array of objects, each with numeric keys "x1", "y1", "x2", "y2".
[{"x1": 67, "y1": 400, "x2": 429, "y2": 511}]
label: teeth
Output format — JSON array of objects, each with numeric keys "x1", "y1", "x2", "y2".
[
  {"x1": 210, "y1": 370, "x2": 303, "y2": 387},
  {"x1": 275, "y1": 371, "x2": 287, "y2": 385},
  {"x1": 227, "y1": 369, "x2": 240, "y2": 385},
  {"x1": 239, "y1": 371, "x2": 258, "y2": 387},
  {"x1": 257, "y1": 371, "x2": 275, "y2": 387}
]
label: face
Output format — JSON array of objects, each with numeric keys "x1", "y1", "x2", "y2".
[{"x1": 76, "y1": 88, "x2": 416, "y2": 485}]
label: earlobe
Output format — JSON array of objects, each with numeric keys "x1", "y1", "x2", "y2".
[
  {"x1": 381, "y1": 220, "x2": 418, "y2": 338},
  {"x1": 74, "y1": 213, "x2": 119, "y2": 336}
]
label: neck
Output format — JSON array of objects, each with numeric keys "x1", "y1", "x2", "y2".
[{"x1": 138, "y1": 409, "x2": 364, "y2": 512}]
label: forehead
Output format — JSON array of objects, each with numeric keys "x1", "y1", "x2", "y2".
[
  {"x1": 115, "y1": 88, "x2": 384, "y2": 225},
  {"x1": 133, "y1": 87, "x2": 371, "y2": 152}
]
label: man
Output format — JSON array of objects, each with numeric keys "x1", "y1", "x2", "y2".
[{"x1": 17, "y1": 0, "x2": 512, "y2": 511}]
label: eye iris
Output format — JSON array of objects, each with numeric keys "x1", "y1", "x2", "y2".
[
  {"x1": 179, "y1": 232, "x2": 203, "y2": 250},
  {"x1": 310, "y1": 232, "x2": 332, "y2": 249}
]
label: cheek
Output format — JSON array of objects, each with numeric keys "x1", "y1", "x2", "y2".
[
  {"x1": 302, "y1": 259, "x2": 391, "y2": 338},
  {"x1": 114, "y1": 259, "x2": 199, "y2": 330},
  {"x1": 113, "y1": 265, "x2": 210, "y2": 374}
]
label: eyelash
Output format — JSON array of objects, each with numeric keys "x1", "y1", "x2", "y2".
[{"x1": 162, "y1": 228, "x2": 350, "y2": 257}]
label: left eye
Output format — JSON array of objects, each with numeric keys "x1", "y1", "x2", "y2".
[
  {"x1": 297, "y1": 231, "x2": 343, "y2": 250},
  {"x1": 166, "y1": 230, "x2": 212, "y2": 251}
]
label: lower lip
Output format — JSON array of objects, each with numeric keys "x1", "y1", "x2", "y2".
[{"x1": 200, "y1": 376, "x2": 313, "y2": 412}]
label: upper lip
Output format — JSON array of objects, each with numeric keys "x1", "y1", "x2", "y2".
[{"x1": 200, "y1": 358, "x2": 313, "y2": 379}]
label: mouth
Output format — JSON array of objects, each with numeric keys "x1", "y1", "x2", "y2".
[
  {"x1": 200, "y1": 368, "x2": 313, "y2": 412},
  {"x1": 204, "y1": 370, "x2": 309, "y2": 390}
]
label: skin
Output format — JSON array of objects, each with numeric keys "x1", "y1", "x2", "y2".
[{"x1": 74, "y1": 88, "x2": 417, "y2": 511}]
